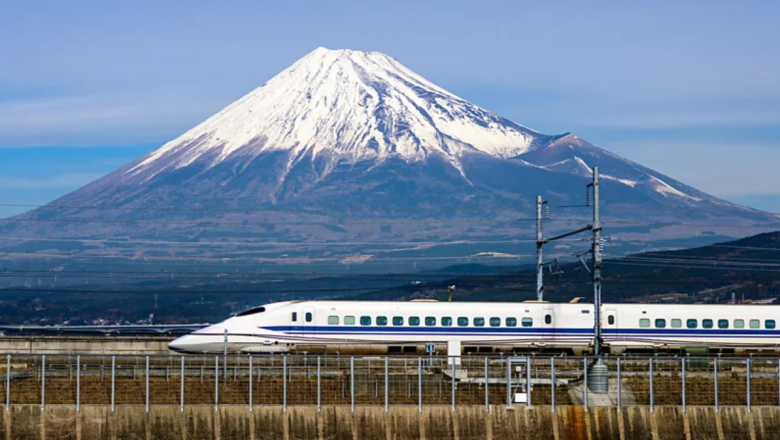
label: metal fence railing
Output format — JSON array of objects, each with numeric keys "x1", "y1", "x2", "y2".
[{"x1": 1, "y1": 354, "x2": 778, "y2": 412}]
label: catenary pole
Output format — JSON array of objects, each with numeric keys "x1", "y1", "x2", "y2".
[
  {"x1": 591, "y1": 167, "x2": 602, "y2": 356},
  {"x1": 536, "y1": 195, "x2": 544, "y2": 301}
]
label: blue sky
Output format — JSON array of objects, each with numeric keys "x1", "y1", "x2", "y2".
[{"x1": 2, "y1": 0, "x2": 780, "y2": 217}]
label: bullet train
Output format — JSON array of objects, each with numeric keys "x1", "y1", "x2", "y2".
[{"x1": 168, "y1": 299, "x2": 780, "y2": 355}]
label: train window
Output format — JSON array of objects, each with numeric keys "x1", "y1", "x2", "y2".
[
  {"x1": 734, "y1": 319, "x2": 745, "y2": 329},
  {"x1": 750, "y1": 319, "x2": 760, "y2": 329},
  {"x1": 671, "y1": 319, "x2": 682, "y2": 328},
  {"x1": 328, "y1": 316, "x2": 339, "y2": 325},
  {"x1": 718, "y1": 319, "x2": 729, "y2": 329},
  {"x1": 489, "y1": 317, "x2": 501, "y2": 327},
  {"x1": 522, "y1": 317, "x2": 533, "y2": 327},
  {"x1": 305, "y1": 313, "x2": 312, "y2": 323},
  {"x1": 409, "y1": 317, "x2": 420, "y2": 326},
  {"x1": 377, "y1": 316, "x2": 388, "y2": 326},
  {"x1": 608, "y1": 315, "x2": 615, "y2": 325},
  {"x1": 292, "y1": 312, "x2": 298, "y2": 322},
  {"x1": 393, "y1": 317, "x2": 404, "y2": 326},
  {"x1": 474, "y1": 317, "x2": 485, "y2": 327},
  {"x1": 345, "y1": 316, "x2": 355, "y2": 325},
  {"x1": 360, "y1": 316, "x2": 372, "y2": 326},
  {"x1": 687, "y1": 319, "x2": 698, "y2": 329},
  {"x1": 639, "y1": 319, "x2": 650, "y2": 328},
  {"x1": 545, "y1": 315, "x2": 552, "y2": 325},
  {"x1": 655, "y1": 319, "x2": 666, "y2": 328},
  {"x1": 425, "y1": 317, "x2": 436, "y2": 326},
  {"x1": 442, "y1": 317, "x2": 453, "y2": 327},
  {"x1": 236, "y1": 306, "x2": 266, "y2": 317},
  {"x1": 703, "y1": 319, "x2": 713, "y2": 329},
  {"x1": 506, "y1": 317, "x2": 517, "y2": 327},
  {"x1": 766, "y1": 320, "x2": 776, "y2": 329},
  {"x1": 457, "y1": 317, "x2": 468, "y2": 327}
]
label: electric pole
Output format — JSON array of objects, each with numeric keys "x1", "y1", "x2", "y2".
[
  {"x1": 536, "y1": 195, "x2": 545, "y2": 301},
  {"x1": 589, "y1": 167, "x2": 603, "y2": 356}
]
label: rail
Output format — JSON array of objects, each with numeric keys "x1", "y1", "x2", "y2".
[{"x1": 0, "y1": 354, "x2": 777, "y2": 412}]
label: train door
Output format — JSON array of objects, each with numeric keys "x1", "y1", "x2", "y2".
[
  {"x1": 303, "y1": 306, "x2": 315, "y2": 338},
  {"x1": 542, "y1": 309, "x2": 554, "y2": 338},
  {"x1": 604, "y1": 309, "x2": 618, "y2": 337}
]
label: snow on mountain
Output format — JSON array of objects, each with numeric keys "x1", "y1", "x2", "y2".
[{"x1": 128, "y1": 47, "x2": 549, "y2": 182}]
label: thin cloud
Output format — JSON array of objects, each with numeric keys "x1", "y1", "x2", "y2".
[
  {"x1": 576, "y1": 111, "x2": 780, "y2": 129},
  {"x1": 0, "y1": 173, "x2": 103, "y2": 189},
  {"x1": 607, "y1": 141, "x2": 780, "y2": 197}
]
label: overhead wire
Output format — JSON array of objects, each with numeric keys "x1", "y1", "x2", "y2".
[
  {"x1": 0, "y1": 217, "x2": 533, "y2": 227},
  {"x1": 0, "y1": 236, "x2": 583, "y2": 247},
  {"x1": 0, "y1": 202, "x2": 524, "y2": 214}
]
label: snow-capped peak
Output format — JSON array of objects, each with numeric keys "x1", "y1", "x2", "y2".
[{"x1": 129, "y1": 47, "x2": 546, "y2": 178}]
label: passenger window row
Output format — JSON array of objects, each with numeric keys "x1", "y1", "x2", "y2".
[
  {"x1": 324, "y1": 315, "x2": 540, "y2": 327},
  {"x1": 639, "y1": 318, "x2": 775, "y2": 329}
]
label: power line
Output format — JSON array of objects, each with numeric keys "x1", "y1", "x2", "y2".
[
  {"x1": 4, "y1": 201, "x2": 775, "y2": 216},
  {"x1": 0, "y1": 283, "x2": 540, "y2": 295},
  {"x1": 0, "y1": 251, "x2": 558, "y2": 265},
  {"x1": 0, "y1": 217, "x2": 534, "y2": 227},
  {"x1": 0, "y1": 202, "x2": 525, "y2": 215},
  {"x1": 605, "y1": 260, "x2": 780, "y2": 273},
  {"x1": 707, "y1": 244, "x2": 780, "y2": 252},
  {"x1": 0, "y1": 236, "x2": 575, "y2": 247}
]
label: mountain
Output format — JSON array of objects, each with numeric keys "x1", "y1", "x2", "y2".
[{"x1": 1, "y1": 47, "x2": 777, "y2": 268}]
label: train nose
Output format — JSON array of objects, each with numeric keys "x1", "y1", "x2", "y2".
[{"x1": 168, "y1": 335, "x2": 199, "y2": 353}]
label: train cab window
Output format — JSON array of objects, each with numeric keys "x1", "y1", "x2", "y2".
[
  {"x1": 687, "y1": 319, "x2": 698, "y2": 329},
  {"x1": 442, "y1": 317, "x2": 453, "y2": 327},
  {"x1": 292, "y1": 312, "x2": 298, "y2": 322},
  {"x1": 409, "y1": 317, "x2": 420, "y2": 326},
  {"x1": 608, "y1": 315, "x2": 615, "y2": 325},
  {"x1": 377, "y1": 316, "x2": 388, "y2": 326},
  {"x1": 474, "y1": 317, "x2": 485, "y2": 327},
  {"x1": 457, "y1": 317, "x2": 469, "y2": 327},
  {"x1": 305, "y1": 312, "x2": 313, "y2": 323},
  {"x1": 671, "y1": 319, "x2": 682, "y2": 328},
  {"x1": 344, "y1": 316, "x2": 356, "y2": 325},
  {"x1": 425, "y1": 317, "x2": 436, "y2": 326},
  {"x1": 489, "y1": 317, "x2": 501, "y2": 327},
  {"x1": 639, "y1": 319, "x2": 650, "y2": 328},
  {"x1": 703, "y1": 319, "x2": 713, "y2": 329},
  {"x1": 328, "y1": 316, "x2": 339, "y2": 325},
  {"x1": 655, "y1": 319, "x2": 666, "y2": 328},
  {"x1": 236, "y1": 306, "x2": 266, "y2": 317},
  {"x1": 766, "y1": 320, "x2": 776, "y2": 329},
  {"x1": 522, "y1": 317, "x2": 533, "y2": 327},
  {"x1": 750, "y1": 319, "x2": 760, "y2": 329},
  {"x1": 506, "y1": 318, "x2": 517, "y2": 327},
  {"x1": 545, "y1": 314, "x2": 552, "y2": 325},
  {"x1": 734, "y1": 319, "x2": 745, "y2": 329},
  {"x1": 360, "y1": 316, "x2": 372, "y2": 326},
  {"x1": 393, "y1": 317, "x2": 404, "y2": 326},
  {"x1": 718, "y1": 319, "x2": 729, "y2": 329}
]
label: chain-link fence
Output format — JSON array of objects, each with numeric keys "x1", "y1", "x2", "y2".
[{"x1": 1, "y1": 354, "x2": 779, "y2": 412}]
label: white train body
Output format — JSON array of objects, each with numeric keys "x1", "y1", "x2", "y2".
[{"x1": 168, "y1": 300, "x2": 780, "y2": 355}]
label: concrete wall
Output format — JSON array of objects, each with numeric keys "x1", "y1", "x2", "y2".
[
  {"x1": 0, "y1": 405, "x2": 775, "y2": 440},
  {"x1": 0, "y1": 336, "x2": 172, "y2": 354}
]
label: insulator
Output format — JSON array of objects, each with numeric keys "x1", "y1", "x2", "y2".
[
  {"x1": 585, "y1": 189, "x2": 590, "y2": 206},
  {"x1": 544, "y1": 205, "x2": 550, "y2": 220}
]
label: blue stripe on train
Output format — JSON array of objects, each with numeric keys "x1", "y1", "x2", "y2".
[
  {"x1": 263, "y1": 326, "x2": 780, "y2": 338},
  {"x1": 263, "y1": 325, "x2": 591, "y2": 335}
]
